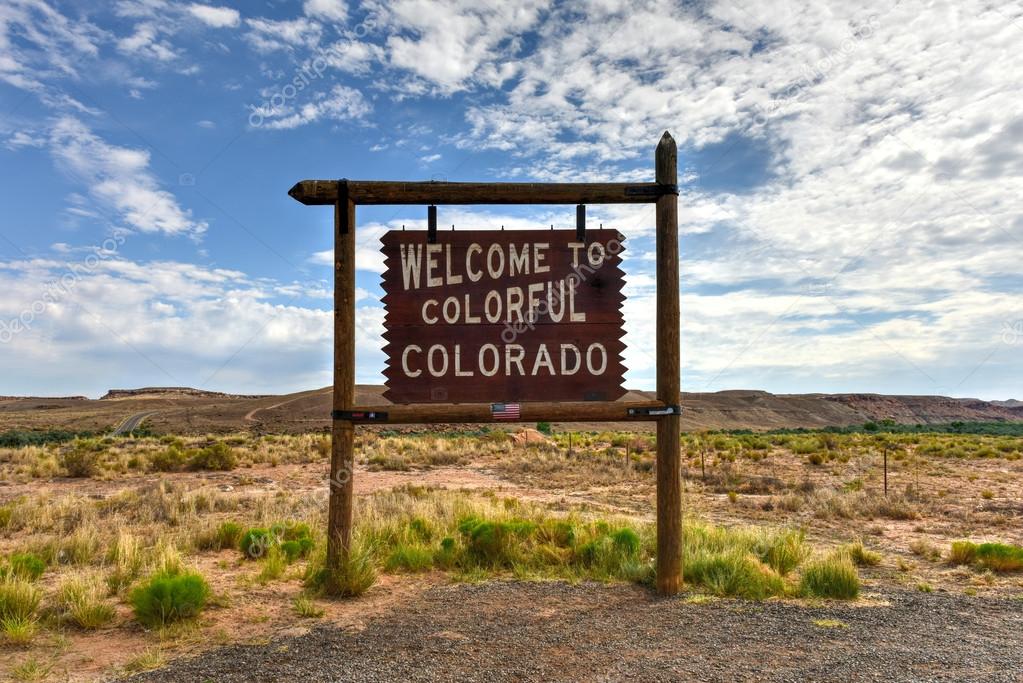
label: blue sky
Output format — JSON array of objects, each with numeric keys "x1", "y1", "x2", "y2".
[{"x1": 0, "y1": 0, "x2": 1020, "y2": 399}]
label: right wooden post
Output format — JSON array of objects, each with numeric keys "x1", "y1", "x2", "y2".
[{"x1": 655, "y1": 131, "x2": 682, "y2": 595}]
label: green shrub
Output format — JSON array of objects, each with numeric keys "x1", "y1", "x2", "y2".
[
  {"x1": 280, "y1": 538, "x2": 315, "y2": 562},
  {"x1": 800, "y1": 554, "x2": 860, "y2": 599},
  {"x1": 536, "y1": 421, "x2": 552, "y2": 435},
  {"x1": 130, "y1": 571, "x2": 210, "y2": 628},
  {"x1": 188, "y1": 442, "x2": 236, "y2": 471},
  {"x1": 3, "y1": 553, "x2": 46, "y2": 581},
  {"x1": 281, "y1": 522, "x2": 313, "y2": 542},
  {"x1": 150, "y1": 446, "x2": 188, "y2": 472},
  {"x1": 975, "y1": 543, "x2": 1023, "y2": 572},
  {"x1": 60, "y1": 446, "x2": 100, "y2": 477},
  {"x1": 240, "y1": 528, "x2": 275, "y2": 560}
]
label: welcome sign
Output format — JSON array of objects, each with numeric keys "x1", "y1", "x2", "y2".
[{"x1": 380, "y1": 229, "x2": 627, "y2": 403}]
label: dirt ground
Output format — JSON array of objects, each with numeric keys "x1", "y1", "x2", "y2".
[
  {"x1": 123, "y1": 581, "x2": 1023, "y2": 683},
  {"x1": 1, "y1": 433, "x2": 1022, "y2": 681}
]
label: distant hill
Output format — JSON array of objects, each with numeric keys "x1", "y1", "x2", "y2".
[
  {"x1": 0, "y1": 386, "x2": 1019, "y2": 435},
  {"x1": 101, "y1": 387, "x2": 269, "y2": 400}
]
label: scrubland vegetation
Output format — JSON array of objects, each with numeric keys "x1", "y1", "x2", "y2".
[{"x1": 0, "y1": 424, "x2": 1021, "y2": 678}]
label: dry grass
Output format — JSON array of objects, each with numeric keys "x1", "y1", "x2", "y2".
[{"x1": 0, "y1": 426, "x2": 1020, "y2": 679}]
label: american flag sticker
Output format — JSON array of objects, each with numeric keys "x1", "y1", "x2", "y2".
[{"x1": 491, "y1": 403, "x2": 521, "y2": 420}]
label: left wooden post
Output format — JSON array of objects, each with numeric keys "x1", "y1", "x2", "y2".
[{"x1": 326, "y1": 186, "x2": 356, "y2": 592}]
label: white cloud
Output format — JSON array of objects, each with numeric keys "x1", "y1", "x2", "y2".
[
  {"x1": 0, "y1": 0, "x2": 103, "y2": 92},
  {"x1": 0, "y1": 256, "x2": 348, "y2": 395},
  {"x1": 303, "y1": 0, "x2": 347, "y2": 22},
  {"x1": 187, "y1": 4, "x2": 241, "y2": 29},
  {"x1": 48, "y1": 117, "x2": 207, "y2": 238},
  {"x1": 116, "y1": 22, "x2": 179, "y2": 61},
  {"x1": 379, "y1": 0, "x2": 546, "y2": 94},
  {"x1": 255, "y1": 84, "x2": 371, "y2": 129},
  {"x1": 245, "y1": 17, "x2": 322, "y2": 53}
]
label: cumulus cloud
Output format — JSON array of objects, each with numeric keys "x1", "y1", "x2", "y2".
[
  {"x1": 379, "y1": 0, "x2": 546, "y2": 94},
  {"x1": 245, "y1": 16, "x2": 322, "y2": 52},
  {"x1": 303, "y1": 0, "x2": 347, "y2": 22},
  {"x1": 0, "y1": 256, "x2": 381, "y2": 396},
  {"x1": 187, "y1": 4, "x2": 241, "y2": 28}
]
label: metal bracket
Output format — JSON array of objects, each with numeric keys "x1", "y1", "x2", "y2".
[
  {"x1": 335, "y1": 179, "x2": 350, "y2": 235},
  {"x1": 624, "y1": 183, "x2": 679, "y2": 197},
  {"x1": 332, "y1": 410, "x2": 389, "y2": 422},
  {"x1": 627, "y1": 404, "x2": 682, "y2": 417},
  {"x1": 427, "y1": 205, "x2": 437, "y2": 244},
  {"x1": 576, "y1": 204, "x2": 586, "y2": 242}
]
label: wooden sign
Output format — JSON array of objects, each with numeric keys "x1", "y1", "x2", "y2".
[{"x1": 381, "y1": 229, "x2": 627, "y2": 403}]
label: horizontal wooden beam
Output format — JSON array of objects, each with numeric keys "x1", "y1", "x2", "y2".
[
  {"x1": 335, "y1": 401, "x2": 679, "y2": 424},
  {"x1": 288, "y1": 180, "x2": 677, "y2": 206}
]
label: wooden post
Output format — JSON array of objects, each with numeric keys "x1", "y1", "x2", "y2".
[
  {"x1": 326, "y1": 193, "x2": 356, "y2": 592},
  {"x1": 655, "y1": 131, "x2": 682, "y2": 595}
]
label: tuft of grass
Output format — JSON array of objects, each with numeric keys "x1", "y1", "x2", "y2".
[
  {"x1": 948, "y1": 540, "x2": 977, "y2": 566},
  {"x1": 256, "y1": 546, "x2": 289, "y2": 584},
  {"x1": 57, "y1": 572, "x2": 115, "y2": 629},
  {"x1": 305, "y1": 536, "x2": 377, "y2": 598},
  {"x1": 10, "y1": 657, "x2": 54, "y2": 681},
  {"x1": 2, "y1": 553, "x2": 46, "y2": 581},
  {"x1": 685, "y1": 550, "x2": 785, "y2": 600},
  {"x1": 1, "y1": 615, "x2": 38, "y2": 645},
  {"x1": 385, "y1": 543, "x2": 434, "y2": 572},
  {"x1": 130, "y1": 570, "x2": 210, "y2": 628},
  {"x1": 758, "y1": 528, "x2": 809, "y2": 576},
  {"x1": 909, "y1": 539, "x2": 942, "y2": 561},
  {"x1": 107, "y1": 532, "x2": 144, "y2": 593},
  {"x1": 195, "y1": 521, "x2": 245, "y2": 551},
  {"x1": 292, "y1": 595, "x2": 325, "y2": 618},
  {"x1": 812, "y1": 618, "x2": 847, "y2": 628},
  {"x1": 0, "y1": 576, "x2": 41, "y2": 644},
  {"x1": 844, "y1": 540, "x2": 882, "y2": 567},
  {"x1": 0, "y1": 576, "x2": 41, "y2": 624},
  {"x1": 122, "y1": 648, "x2": 165, "y2": 674},
  {"x1": 799, "y1": 553, "x2": 860, "y2": 600},
  {"x1": 917, "y1": 582, "x2": 933, "y2": 592}
]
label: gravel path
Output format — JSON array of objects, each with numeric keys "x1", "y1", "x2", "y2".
[{"x1": 125, "y1": 582, "x2": 1023, "y2": 683}]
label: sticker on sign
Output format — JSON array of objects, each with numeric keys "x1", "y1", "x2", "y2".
[{"x1": 381, "y1": 229, "x2": 627, "y2": 404}]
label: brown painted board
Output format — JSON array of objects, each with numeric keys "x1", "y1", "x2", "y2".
[{"x1": 381, "y1": 229, "x2": 627, "y2": 404}]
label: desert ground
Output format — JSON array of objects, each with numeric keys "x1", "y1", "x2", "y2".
[{"x1": 1, "y1": 415, "x2": 1022, "y2": 681}]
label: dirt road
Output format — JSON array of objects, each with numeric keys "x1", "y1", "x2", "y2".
[{"x1": 125, "y1": 582, "x2": 1023, "y2": 682}]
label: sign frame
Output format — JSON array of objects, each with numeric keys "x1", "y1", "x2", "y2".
[{"x1": 288, "y1": 131, "x2": 682, "y2": 595}]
